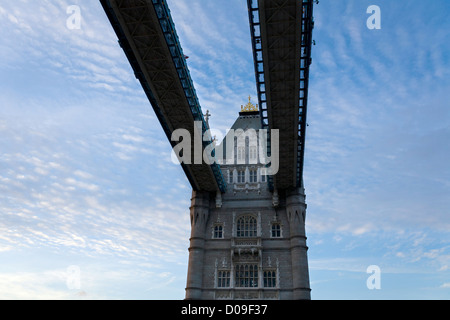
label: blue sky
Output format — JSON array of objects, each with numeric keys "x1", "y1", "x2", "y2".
[{"x1": 0, "y1": 0, "x2": 449, "y2": 299}]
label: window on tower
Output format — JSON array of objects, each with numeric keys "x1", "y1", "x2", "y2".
[
  {"x1": 235, "y1": 264, "x2": 258, "y2": 288},
  {"x1": 213, "y1": 224, "x2": 223, "y2": 239},
  {"x1": 263, "y1": 270, "x2": 276, "y2": 288},
  {"x1": 237, "y1": 146, "x2": 245, "y2": 162},
  {"x1": 217, "y1": 270, "x2": 231, "y2": 288},
  {"x1": 249, "y1": 169, "x2": 257, "y2": 183},
  {"x1": 249, "y1": 146, "x2": 257, "y2": 162},
  {"x1": 271, "y1": 223, "x2": 281, "y2": 238},
  {"x1": 236, "y1": 215, "x2": 257, "y2": 237},
  {"x1": 237, "y1": 170, "x2": 245, "y2": 183}
]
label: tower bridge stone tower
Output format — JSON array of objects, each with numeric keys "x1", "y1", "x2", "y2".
[{"x1": 185, "y1": 98, "x2": 311, "y2": 300}]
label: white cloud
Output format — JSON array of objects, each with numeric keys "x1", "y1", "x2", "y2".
[
  {"x1": 65, "y1": 178, "x2": 99, "y2": 192},
  {"x1": 74, "y1": 170, "x2": 93, "y2": 180},
  {"x1": 122, "y1": 134, "x2": 144, "y2": 143},
  {"x1": 0, "y1": 270, "x2": 72, "y2": 300}
]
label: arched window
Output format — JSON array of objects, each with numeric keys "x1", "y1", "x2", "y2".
[
  {"x1": 217, "y1": 270, "x2": 230, "y2": 288},
  {"x1": 249, "y1": 169, "x2": 257, "y2": 182},
  {"x1": 235, "y1": 264, "x2": 258, "y2": 288},
  {"x1": 237, "y1": 170, "x2": 245, "y2": 183},
  {"x1": 271, "y1": 223, "x2": 281, "y2": 238},
  {"x1": 213, "y1": 224, "x2": 223, "y2": 239},
  {"x1": 249, "y1": 146, "x2": 257, "y2": 162},
  {"x1": 237, "y1": 146, "x2": 245, "y2": 162},
  {"x1": 236, "y1": 215, "x2": 257, "y2": 237},
  {"x1": 263, "y1": 270, "x2": 276, "y2": 288}
]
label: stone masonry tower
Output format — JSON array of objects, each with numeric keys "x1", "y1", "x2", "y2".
[{"x1": 185, "y1": 98, "x2": 311, "y2": 300}]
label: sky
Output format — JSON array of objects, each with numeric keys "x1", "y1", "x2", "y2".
[{"x1": 0, "y1": 0, "x2": 449, "y2": 300}]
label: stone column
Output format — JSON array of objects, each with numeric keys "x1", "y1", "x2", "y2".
[
  {"x1": 286, "y1": 187, "x2": 311, "y2": 300},
  {"x1": 185, "y1": 190, "x2": 210, "y2": 300}
]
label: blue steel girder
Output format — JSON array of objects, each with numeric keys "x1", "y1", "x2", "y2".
[
  {"x1": 248, "y1": 0, "x2": 314, "y2": 190},
  {"x1": 100, "y1": 0, "x2": 226, "y2": 193}
]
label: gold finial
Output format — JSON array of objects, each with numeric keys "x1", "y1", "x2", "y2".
[{"x1": 240, "y1": 96, "x2": 258, "y2": 112}]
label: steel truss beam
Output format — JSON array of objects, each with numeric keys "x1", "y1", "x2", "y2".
[
  {"x1": 101, "y1": 0, "x2": 226, "y2": 193},
  {"x1": 248, "y1": 0, "x2": 314, "y2": 190}
]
